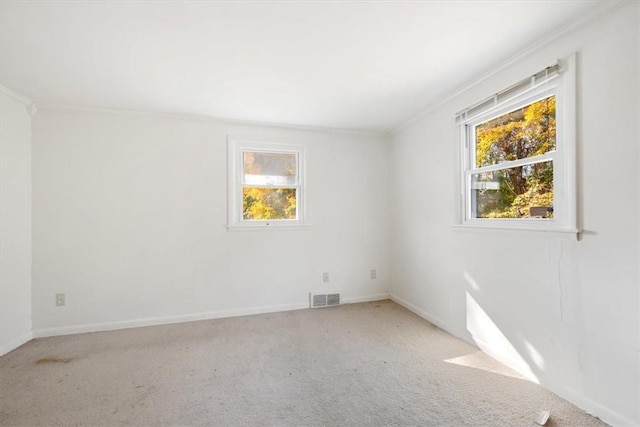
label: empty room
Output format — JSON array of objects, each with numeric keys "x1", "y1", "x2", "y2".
[{"x1": 1, "y1": 0, "x2": 639, "y2": 425}]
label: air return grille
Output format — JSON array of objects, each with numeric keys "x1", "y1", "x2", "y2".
[{"x1": 310, "y1": 292, "x2": 340, "y2": 308}]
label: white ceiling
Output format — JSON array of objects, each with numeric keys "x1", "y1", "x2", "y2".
[{"x1": 1, "y1": 1, "x2": 607, "y2": 133}]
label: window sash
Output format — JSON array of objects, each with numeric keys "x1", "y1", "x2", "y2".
[
  {"x1": 467, "y1": 151, "x2": 556, "y2": 176},
  {"x1": 457, "y1": 53, "x2": 577, "y2": 233},
  {"x1": 228, "y1": 138, "x2": 306, "y2": 229},
  {"x1": 241, "y1": 186, "x2": 300, "y2": 221},
  {"x1": 241, "y1": 184, "x2": 299, "y2": 189},
  {"x1": 465, "y1": 157, "x2": 555, "y2": 220},
  {"x1": 240, "y1": 149, "x2": 299, "y2": 186},
  {"x1": 238, "y1": 149, "x2": 300, "y2": 222},
  {"x1": 461, "y1": 88, "x2": 558, "y2": 224}
]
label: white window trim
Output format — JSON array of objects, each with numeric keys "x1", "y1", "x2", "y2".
[
  {"x1": 457, "y1": 53, "x2": 578, "y2": 234},
  {"x1": 227, "y1": 137, "x2": 308, "y2": 230}
]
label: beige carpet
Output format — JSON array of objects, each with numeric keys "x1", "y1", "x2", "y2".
[{"x1": 0, "y1": 300, "x2": 606, "y2": 426}]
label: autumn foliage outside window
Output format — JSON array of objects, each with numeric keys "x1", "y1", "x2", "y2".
[
  {"x1": 459, "y1": 56, "x2": 577, "y2": 232},
  {"x1": 242, "y1": 151, "x2": 299, "y2": 220},
  {"x1": 470, "y1": 96, "x2": 556, "y2": 219}
]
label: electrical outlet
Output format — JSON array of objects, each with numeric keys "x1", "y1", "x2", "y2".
[
  {"x1": 55, "y1": 293, "x2": 65, "y2": 306},
  {"x1": 322, "y1": 272, "x2": 330, "y2": 283},
  {"x1": 370, "y1": 269, "x2": 377, "y2": 279}
]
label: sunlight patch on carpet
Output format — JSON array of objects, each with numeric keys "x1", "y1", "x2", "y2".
[{"x1": 444, "y1": 351, "x2": 526, "y2": 380}]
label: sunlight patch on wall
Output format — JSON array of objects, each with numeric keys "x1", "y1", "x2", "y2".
[
  {"x1": 522, "y1": 338, "x2": 546, "y2": 371},
  {"x1": 464, "y1": 271, "x2": 480, "y2": 291},
  {"x1": 466, "y1": 291, "x2": 539, "y2": 383}
]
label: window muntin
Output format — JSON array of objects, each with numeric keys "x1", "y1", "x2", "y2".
[{"x1": 228, "y1": 138, "x2": 306, "y2": 228}]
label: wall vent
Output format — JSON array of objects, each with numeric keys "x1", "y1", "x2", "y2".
[{"x1": 310, "y1": 292, "x2": 340, "y2": 308}]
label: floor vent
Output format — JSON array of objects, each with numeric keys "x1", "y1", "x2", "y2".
[{"x1": 310, "y1": 292, "x2": 340, "y2": 308}]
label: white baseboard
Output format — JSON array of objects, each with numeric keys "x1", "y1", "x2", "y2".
[
  {"x1": 542, "y1": 380, "x2": 638, "y2": 427},
  {"x1": 33, "y1": 302, "x2": 309, "y2": 338},
  {"x1": 468, "y1": 334, "x2": 637, "y2": 426},
  {"x1": 342, "y1": 292, "x2": 390, "y2": 304},
  {"x1": 0, "y1": 331, "x2": 34, "y2": 357},
  {"x1": 468, "y1": 334, "x2": 539, "y2": 383},
  {"x1": 25, "y1": 291, "x2": 640, "y2": 426},
  {"x1": 32, "y1": 292, "x2": 391, "y2": 339},
  {"x1": 392, "y1": 292, "x2": 540, "y2": 383},
  {"x1": 389, "y1": 293, "x2": 453, "y2": 333},
  {"x1": 389, "y1": 292, "x2": 638, "y2": 427}
]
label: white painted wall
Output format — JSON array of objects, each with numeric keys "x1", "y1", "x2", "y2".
[
  {"x1": 7, "y1": 2, "x2": 638, "y2": 424},
  {"x1": 637, "y1": 3, "x2": 640, "y2": 420},
  {"x1": 31, "y1": 109, "x2": 390, "y2": 335},
  {"x1": 0, "y1": 88, "x2": 33, "y2": 355},
  {"x1": 389, "y1": 3, "x2": 639, "y2": 426}
]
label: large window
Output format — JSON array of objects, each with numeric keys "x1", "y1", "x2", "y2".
[
  {"x1": 228, "y1": 138, "x2": 306, "y2": 229},
  {"x1": 458, "y1": 55, "x2": 577, "y2": 232}
]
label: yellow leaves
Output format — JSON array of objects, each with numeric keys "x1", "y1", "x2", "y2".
[
  {"x1": 524, "y1": 96, "x2": 555, "y2": 123},
  {"x1": 475, "y1": 96, "x2": 556, "y2": 168},
  {"x1": 242, "y1": 187, "x2": 297, "y2": 220},
  {"x1": 473, "y1": 96, "x2": 556, "y2": 219},
  {"x1": 476, "y1": 121, "x2": 520, "y2": 167}
]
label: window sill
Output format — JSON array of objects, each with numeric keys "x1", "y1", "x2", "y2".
[{"x1": 451, "y1": 222, "x2": 580, "y2": 235}]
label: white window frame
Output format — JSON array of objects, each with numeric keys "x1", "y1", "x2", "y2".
[
  {"x1": 227, "y1": 137, "x2": 307, "y2": 230},
  {"x1": 458, "y1": 54, "x2": 578, "y2": 233}
]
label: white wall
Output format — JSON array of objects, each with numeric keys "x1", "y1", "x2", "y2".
[
  {"x1": 31, "y1": 109, "x2": 390, "y2": 335},
  {"x1": 0, "y1": 88, "x2": 33, "y2": 355},
  {"x1": 389, "y1": 3, "x2": 639, "y2": 426}
]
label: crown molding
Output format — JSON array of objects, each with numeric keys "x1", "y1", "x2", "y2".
[
  {"x1": 34, "y1": 102, "x2": 387, "y2": 139},
  {"x1": 0, "y1": 84, "x2": 32, "y2": 106},
  {"x1": 390, "y1": 0, "x2": 631, "y2": 136}
]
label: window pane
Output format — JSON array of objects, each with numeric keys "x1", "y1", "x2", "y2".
[
  {"x1": 471, "y1": 161, "x2": 553, "y2": 219},
  {"x1": 475, "y1": 96, "x2": 555, "y2": 167},
  {"x1": 242, "y1": 187, "x2": 297, "y2": 220},
  {"x1": 243, "y1": 151, "x2": 297, "y2": 185}
]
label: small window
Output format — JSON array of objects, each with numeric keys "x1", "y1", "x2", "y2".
[
  {"x1": 458, "y1": 55, "x2": 577, "y2": 233},
  {"x1": 228, "y1": 138, "x2": 306, "y2": 229}
]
